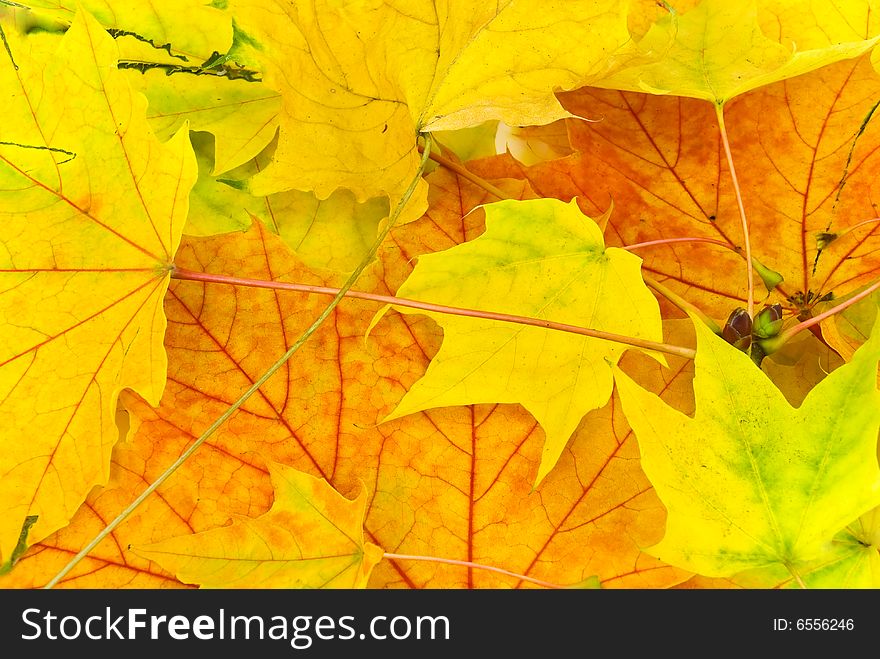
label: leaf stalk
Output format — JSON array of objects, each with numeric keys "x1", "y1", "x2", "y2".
[
  {"x1": 170, "y1": 268, "x2": 697, "y2": 360},
  {"x1": 382, "y1": 552, "x2": 570, "y2": 589},
  {"x1": 760, "y1": 275, "x2": 880, "y2": 354},
  {"x1": 716, "y1": 104, "x2": 755, "y2": 319}
]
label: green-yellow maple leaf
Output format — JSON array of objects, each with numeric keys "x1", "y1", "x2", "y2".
[
  {"x1": 16, "y1": 0, "x2": 231, "y2": 61},
  {"x1": 811, "y1": 506, "x2": 880, "y2": 587},
  {"x1": 614, "y1": 315, "x2": 880, "y2": 580},
  {"x1": 0, "y1": 11, "x2": 195, "y2": 564},
  {"x1": 777, "y1": 507, "x2": 880, "y2": 587},
  {"x1": 595, "y1": 0, "x2": 880, "y2": 105},
  {"x1": 371, "y1": 198, "x2": 663, "y2": 486},
  {"x1": 712, "y1": 505, "x2": 880, "y2": 588},
  {"x1": 226, "y1": 0, "x2": 645, "y2": 218},
  {"x1": 184, "y1": 132, "x2": 390, "y2": 273},
  {"x1": 136, "y1": 75, "x2": 281, "y2": 177},
  {"x1": 133, "y1": 462, "x2": 384, "y2": 589}
]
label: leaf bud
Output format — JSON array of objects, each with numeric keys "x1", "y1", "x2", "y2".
[
  {"x1": 721, "y1": 307, "x2": 752, "y2": 351},
  {"x1": 752, "y1": 303, "x2": 784, "y2": 339}
]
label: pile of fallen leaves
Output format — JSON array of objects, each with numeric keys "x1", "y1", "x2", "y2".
[{"x1": 1, "y1": 0, "x2": 879, "y2": 589}]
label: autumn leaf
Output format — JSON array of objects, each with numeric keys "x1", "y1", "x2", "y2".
[
  {"x1": 16, "y1": 0, "x2": 232, "y2": 61},
  {"x1": 6, "y1": 0, "x2": 880, "y2": 596},
  {"x1": 0, "y1": 11, "x2": 195, "y2": 565},
  {"x1": 223, "y1": 0, "x2": 646, "y2": 220},
  {"x1": 185, "y1": 132, "x2": 391, "y2": 273},
  {"x1": 10, "y1": 2, "x2": 274, "y2": 175},
  {"x1": 681, "y1": 504, "x2": 880, "y2": 588},
  {"x1": 818, "y1": 286, "x2": 880, "y2": 362},
  {"x1": 595, "y1": 0, "x2": 880, "y2": 104},
  {"x1": 761, "y1": 332, "x2": 844, "y2": 407},
  {"x1": 135, "y1": 75, "x2": 281, "y2": 177},
  {"x1": 371, "y1": 197, "x2": 663, "y2": 485},
  {"x1": 0, "y1": 193, "x2": 687, "y2": 590},
  {"x1": 133, "y1": 462, "x2": 384, "y2": 589},
  {"x1": 614, "y1": 315, "x2": 880, "y2": 581},
  {"x1": 496, "y1": 120, "x2": 574, "y2": 167},
  {"x1": 470, "y1": 51, "x2": 880, "y2": 322}
]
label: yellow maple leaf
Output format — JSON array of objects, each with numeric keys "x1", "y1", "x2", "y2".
[
  {"x1": 225, "y1": 0, "x2": 644, "y2": 219},
  {"x1": 184, "y1": 132, "x2": 391, "y2": 273},
  {"x1": 372, "y1": 198, "x2": 664, "y2": 485},
  {"x1": 133, "y1": 462, "x2": 384, "y2": 588},
  {"x1": 0, "y1": 11, "x2": 195, "y2": 564},
  {"x1": 17, "y1": 0, "x2": 231, "y2": 61},
  {"x1": 615, "y1": 316, "x2": 880, "y2": 580},
  {"x1": 0, "y1": 213, "x2": 687, "y2": 590},
  {"x1": 595, "y1": 0, "x2": 880, "y2": 105}
]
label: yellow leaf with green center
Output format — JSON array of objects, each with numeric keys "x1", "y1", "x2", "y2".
[
  {"x1": 133, "y1": 462, "x2": 384, "y2": 588},
  {"x1": 717, "y1": 505, "x2": 880, "y2": 588},
  {"x1": 0, "y1": 11, "x2": 195, "y2": 563},
  {"x1": 595, "y1": 0, "x2": 880, "y2": 105},
  {"x1": 809, "y1": 507, "x2": 880, "y2": 588},
  {"x1": 372, "y1": 198, "x2": 664, "y2": 486},
  {"x1": 226, "y1": 0, "x2": 644, "y2": 219},
  {"x1": 614, "y1": 316, "x2": 880, "y2": 579}
]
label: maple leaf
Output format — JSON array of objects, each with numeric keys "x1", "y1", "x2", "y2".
[
  {"x1": 185, "y1": 132, "x2": 391, "y2": 273},
  {"x1": 614, "y1": 316, "x2": 880, "y2": 580},
  {"x1": 760, "y1": 332, "x2": 844, "y2": 406},
  {"x1": 471, "y1": 52, "x2": 880, "y2": 322},
  {"x1": 0, "y1": 198, "x2": 688, "y2": 589},
  {"x1": 135, "y1": 76, "x2": 281, "y2": 177},
  {"x1": 818, "y1": 288, "x2": 880, "y2": 362},
  {"x1": 371, "y1": 197, "x2": 663, "y2": 485},
  {"x1": 0, "y1": 11, "x2": 195, "y2": 565},
  {"x1": 12, "y1": 2, "x2": 273, "y2": 176},
  {"x1": 496, "y1": 120, "x2": 574, "y2": 167},
  {"x1": 595, "y1": 0, "x2": 880, "y2": 104},
  {"x1": 223, "y1": 0, "x2": 646, "y2": 220},
  {"x1": 133, "y1": 462, "x2": 384, "y2": 588},
  {"x1": 16, "y1": 0, "x2": 232, "y2": 61}
]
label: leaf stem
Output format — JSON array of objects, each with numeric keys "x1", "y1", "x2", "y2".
[
  {"x1": 418, "y1": 143, "x2": 509, "y2": 200},
  {"x1": 641, "y1": 275, "x2": 721, "y2": 333},
  {"x1": 418, "y1": 148, "x2": 720, "y2": 339},
  {"x1": 716, "y1": 104, "x2": 755, "y2": 319},
  {"x1": 170, "y1": 268, "x2": 697, "y2": 360},
  {"x1": 622, "y1": 236, "x2": 733, "y2": 252},
  {"x1": 785, "y1": 563, "x2": 808, "y2": 589},
  {"x1": 382, "y1": 552, "x2": 568, "y2": 589},
  {"x1": 762, "y1": 275, "x2": 880, "y2": 353},
  {"x1": 42, "y1": 136, "x2": 436, "y2": 589},
  {"x1": 832, "y1": 216, "x2": 880, "y2": 240}
]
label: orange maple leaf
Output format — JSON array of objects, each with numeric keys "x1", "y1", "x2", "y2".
[
  {"x1": 470, "y1": 54, "x2": 880, "y2": 328},
  {"x1": 2, "y1": 169, "x2": 693, "y2": 589}
]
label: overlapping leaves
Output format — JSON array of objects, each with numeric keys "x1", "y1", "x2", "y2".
[
  {"x1": 2, "y1": 0, "x2": 880, "y2": 590},
  {"x1": 616, "y1": 317, "x2": 880, "y2": 581},
  {"x1": 0, "y1": 11, "x2": 195, "y2": 565}
]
